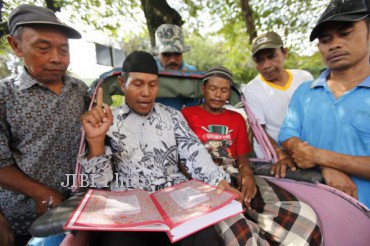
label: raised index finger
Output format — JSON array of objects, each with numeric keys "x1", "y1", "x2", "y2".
[{"x1": 96, "y1": 87, "x2": 104, "y2": 106}]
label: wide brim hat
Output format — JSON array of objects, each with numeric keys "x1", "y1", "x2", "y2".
[
  {"x1": 152, "y1": 24, "x2": 190, "y2": 55},
  {"x1": 310, "y1": 0, "x2": 369, "y2": 41},
  {"x1": 6, "y1": 4, "x2": 81, "y2": 39}
]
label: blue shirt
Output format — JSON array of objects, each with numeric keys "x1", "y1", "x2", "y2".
[
  {"x1": 155, "y1": 58, "x2": 199, "y2": 110},
  {"x1": 279, "y1": 69, "x2": 370, "y2": 208}
]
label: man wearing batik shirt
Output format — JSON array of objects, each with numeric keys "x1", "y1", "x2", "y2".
[
  {"x1": 80, "y1": 51, "x2": 232, "y2": 245},
  {"x1": 0, "y1": 4, "x2": 88, "y2": 245}
]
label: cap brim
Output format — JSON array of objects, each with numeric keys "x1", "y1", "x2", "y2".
[
  {"x1": 310, "y1": 13, "x2": 368, "y2": 41},
  {"x1": 154, "y1": 45, "x2": 191, "y2": 55},
  {"x1": 16, "y1": 21, "x2": 81, "y2": 39},
  {"x1": 252, "y1": 44, "x2": 283, "y2": 56}
]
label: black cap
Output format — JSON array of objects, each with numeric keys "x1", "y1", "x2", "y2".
[
  {"x1": 7, "y1": 4, "x2": 81, "y2": 39},
  {"x1": 310, "y1": 0, "x2": 369, "y2": 41},
  {"x1": 122, "y1": 51, "x2": 158, "y2": 75}
]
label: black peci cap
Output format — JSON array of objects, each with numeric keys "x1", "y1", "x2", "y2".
[{"x1": 122, "y1": 51, "x2": 158, "y2": 75}]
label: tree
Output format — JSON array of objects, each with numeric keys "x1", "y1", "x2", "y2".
[
  {"x1": 0, "y1": 0, "x2": 327, "y2": 82},
  {"x1": 140, "y1": 0, "x2": 183, "y2": 47},
  {"x1": 240, "y1": 0, "x2": 257, "y2": 43}
]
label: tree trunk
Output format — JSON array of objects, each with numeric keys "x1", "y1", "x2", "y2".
[
  {"x1": 0, "y1": 0, "x2": 3, "y2": 22},
  {"x1": 140, "y1": 0, "x2": 183, "y2": 48},
  {"x1": 45, "y1": 0, "x2": 61, "y2": 12},
  {"x1": 240, "y1": 0, "x2": 257, "y2": 43}
]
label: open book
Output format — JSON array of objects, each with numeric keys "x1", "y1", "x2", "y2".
[{"x1": 64, "y1": 179, "x2": 243, "y2": 243}]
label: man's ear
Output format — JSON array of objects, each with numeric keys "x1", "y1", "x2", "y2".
[
  {"x1": 118, "y1": 76, "x2": 127, "y2": 94},
  {"x1": 200, "y1": 83, "x2": 205, "y2": 96},
  {"x1": 7, "y1": 35, "x2": 22, "y2": 57},
  {"x1": 282, "y1": 48, "x2": 289, "y2": 58}
]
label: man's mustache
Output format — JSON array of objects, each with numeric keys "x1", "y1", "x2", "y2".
[{"x1": 166, "y1": 62, "x2": 179, "y2": 68}]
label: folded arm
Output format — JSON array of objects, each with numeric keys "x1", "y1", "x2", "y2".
[{"x1": 282, "y1": 137, "x2": 370, "y2": 179}]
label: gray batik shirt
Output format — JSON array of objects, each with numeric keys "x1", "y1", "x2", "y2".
[
  {"x1": 80, "y1": 103, "x2": 230, "y2": 192},
  {"x1": 0, "y1": 71, "x2": 89, "y2": 235}
]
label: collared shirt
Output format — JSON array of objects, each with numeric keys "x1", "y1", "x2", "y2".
[
  {"x1": 80, "y1": 103, "x2": 230, "y2": 192},
  {"x1": 243, "y1": 69, "x2": 313, "y2": 158},
  {"x1": 0, "y1": 71, "x2": 89, "y2": 235},
  {"x1": 279, "y1": 69, "x2": 370, "y2": 208}
]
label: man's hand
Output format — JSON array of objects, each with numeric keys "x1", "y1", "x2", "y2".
[
  {"x1": 0, "y1": 212, "x2": 14, "y2": 246},
  {"x1": 322, "y1": 168, "x2": 358, "y2": 199},
  {"x1": 291, "y1": 141, "x2": 317, "y2": 169},
  {"x1": 217, "y1": 179, "x2": 242, "y2": 201},
  {"x1": 271, "y1": 152, "x2": 296, "y2": 178},
  {"x1": 80, "y1": 87, "x2": 113, "y2": 141},
  {"x1": 238, "y1": 165, "x2": 257, "y2": 209},
  {"x1": 32, "y1": 187, "x2": 64, "y2": 215}
]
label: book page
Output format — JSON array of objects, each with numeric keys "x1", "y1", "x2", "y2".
[
  {"x1": 104, "y1": 194, "x2": 141, "y2": 216},
  {"x1": 151, "y1": 179, "x2": 236, "y2": 228},
  {"x1": 169, "y1": 187, "x2": 209, "y2": 209},
  {"x1": 70, "y1": 189, "x2": 165, "y2": 228}
]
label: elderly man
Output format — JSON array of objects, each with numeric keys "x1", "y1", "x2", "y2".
[
  {"x1": 0, "y1": 4, "x2": 88, "y2": 245},
  {"x1": 152, "y1": 24, "x2": 199, "y2": 110},
  {"x1": 243, "y1": 32, "x2": 313, "y2": 178},
  {"x1": 279, "y1": 0, "x2": 370, "y2": 209}
]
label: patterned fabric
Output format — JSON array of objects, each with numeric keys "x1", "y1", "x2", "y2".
[
  {"x1": 216, "y1": 176, "x2": 322, "y2": 246},
  {"x1": 79, "y1": 103, "x2": 230, "y2": 192},
  {"x1": 152, "y1": 24, "x2": 190, "y2": 54},
  {"x1": 279, "y1": 70, "x2": 370, "y2": 208},
  {"x1": 181, "y1": 103, "x2": 322, "y2": 245},
  {"x1": 0, "y1": 71, "x2": 89, "y2": 235}
]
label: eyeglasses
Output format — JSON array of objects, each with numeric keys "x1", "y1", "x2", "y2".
[{"x1": 161, "y1": 52, "x2": 182, "y2": 57}]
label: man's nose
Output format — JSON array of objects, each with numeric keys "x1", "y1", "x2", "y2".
[
  {"x1": 49, "y1": 49, "x2": 63, "y2": 63},
  {"x1": 263, "y1": 60, "x2": 272, "y2": 69},
  {"x1": 141, "y1": 85, "x2": 150, "y2": 96},
  {"x1": 329, "y1": 36, "x2": 343, "y2": 51}
]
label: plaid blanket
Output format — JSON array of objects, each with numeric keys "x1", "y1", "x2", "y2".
[{"x1": 215, "y1": 176, "x2": 322, "y2": 246}]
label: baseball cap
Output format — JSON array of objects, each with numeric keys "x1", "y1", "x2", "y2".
[
  {"x1": 251, "y1": 32, "x2": 284, "y2": 56},
  {"x1": 7, "y1": 4, "x2": 81, "y2": 39},
  {"x1": 310, "y1": 0, "x2": 370, "y2": 41},
  {"x1": 202, "y1": 66, "x2": 234, "y2": 86},
  {"x1": 152, "y1": 24, "x2": 190, "y2": 55}
]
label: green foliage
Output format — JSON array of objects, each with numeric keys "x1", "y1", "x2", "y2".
[
  {"x1": 1, "y1": 0, "x2": 326, "y2": 82},
  {"x1": 285, "y1": 51, "x2": 325, "y2": 78},
  {"x1": 184, "y1": 35, "x2": 227, "y2": 71}
]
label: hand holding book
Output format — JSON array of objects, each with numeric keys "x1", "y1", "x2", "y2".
[{"x1": 64, "y1": 179, "x2": 243, "y2": 243}]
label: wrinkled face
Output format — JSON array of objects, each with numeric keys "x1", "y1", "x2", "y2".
[
  {"x1": 159, "y1": 52, "x2": 183, "y2": 70},
  {"x1": 253, "y1": 48, "x2": 287, "y2": 82},
  {"x1": 119, "y1": 72, "x2": 159, "y2": 115},
  {"x1": 201, "y1": 77, "x2": 231, "y2": 114},
  {"x1": 317, "y1": 20, "x2": 370, "y2": 71},
  {"x1": 9, "y1": 26, "x2": 70, "y2": 84}
]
